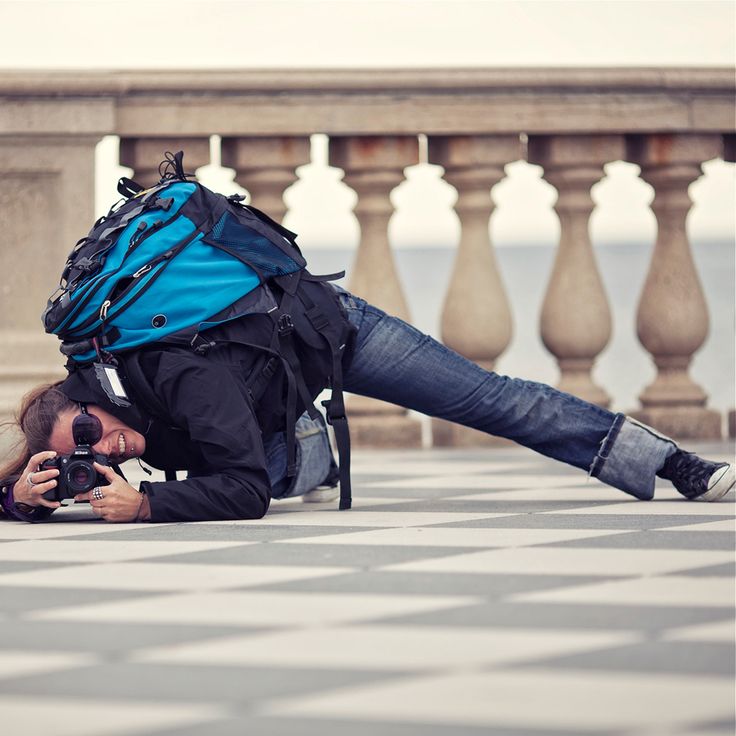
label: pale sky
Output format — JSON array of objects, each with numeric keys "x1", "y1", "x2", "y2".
[
  {"x1": 1, "y1": 0, "x2": 734, "y2": 246},
  {"x1": 0, "y1": 0, "x2": 734, "y2": 68}
]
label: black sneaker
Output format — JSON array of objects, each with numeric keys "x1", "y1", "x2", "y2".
[{"x1": 658, "y1": 450, "x2": 735, "y2": 501}]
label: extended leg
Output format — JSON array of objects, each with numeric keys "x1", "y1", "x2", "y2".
[{"x1": 337, "y1": 290, "x2": 678, "y2": 500}]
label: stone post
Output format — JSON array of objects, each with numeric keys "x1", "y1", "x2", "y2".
[
  {"x1": 119, "y1": 138, "x2": 211, "y2": 187},
  {"x1": 723, "y1": 134, "x2": 736, "y2": 439},
  {"x1": 0, "y1": 135, "x2": 105, "y2": 423},
  {"x1": 329, "y1": 135, "x2": 422, "y2": 447},
  {"x1": 528, "y1": 135, "x2": 620, "y2": 407},
  {"x1": 221, "y1": 136, "x2": 311, "y2": 222},
  {"x1": 427, "y1": 135, "x2": 518, "y2": 446},
  {"x1": 626, "y1": 134, "x2": 723, "y2": 439}
]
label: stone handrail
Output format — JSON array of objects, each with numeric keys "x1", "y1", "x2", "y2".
[{"x1": 1, "y1": 68, "x2": 734, "y2": 442}]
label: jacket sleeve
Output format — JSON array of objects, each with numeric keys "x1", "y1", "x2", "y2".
[{"x1": 138, "y1": 352, "x2": 272, "y2": 523}]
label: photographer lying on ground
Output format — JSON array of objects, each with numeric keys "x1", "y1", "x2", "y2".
[{"x1": 1, "y1": 154, "x2": 733, "y2": 523}]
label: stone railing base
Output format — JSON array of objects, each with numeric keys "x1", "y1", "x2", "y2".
[
  {"x1": 431, "y1": 419, "x2": 515, "y2": 448},
  {"x1": 346, "y1": 415, "x2": 422, "y2": 448},
  {"x1": 629, "y1": 407, "x2": 722, "y2": 441}
]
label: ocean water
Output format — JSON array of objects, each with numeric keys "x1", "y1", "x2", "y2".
[{"x1": 303, "y1": 240, "x2": 735, "y2": 418}]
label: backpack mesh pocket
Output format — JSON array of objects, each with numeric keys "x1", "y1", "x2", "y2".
[{"x1": 210, "y1": 212, "x2": 301, "y2": 277}]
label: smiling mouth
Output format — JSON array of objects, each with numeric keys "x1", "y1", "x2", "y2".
[{"x1": 116, "y1": 433, "x2": 135, "y2": 460}]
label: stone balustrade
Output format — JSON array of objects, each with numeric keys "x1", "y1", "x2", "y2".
[{"x1": 0, "y1": 68, "x2": 733, "y2": 442}]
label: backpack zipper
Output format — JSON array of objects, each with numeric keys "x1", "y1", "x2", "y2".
[
  {"x1": 56, "y1": 212, "x2": 185, "y2": 334},
  {"x1": 70, "y1": 231, "x2": 201, "y2": 339}
]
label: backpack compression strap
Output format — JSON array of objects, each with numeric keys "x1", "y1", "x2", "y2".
[
  {"x1": 294, "y1": 281, "x2": 352, "y2": 511},
  {"x1": 268, "y1": 278, "x2": 321, "y2": 477}
]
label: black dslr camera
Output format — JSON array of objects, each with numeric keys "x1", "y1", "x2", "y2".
[{"x1": 41, "y1": 406, "x2": 111, "y2": 501}]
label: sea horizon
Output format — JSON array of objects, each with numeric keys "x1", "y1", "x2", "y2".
[{"x1": 302, "y1": 239, "x2": 735, "y2": 422}]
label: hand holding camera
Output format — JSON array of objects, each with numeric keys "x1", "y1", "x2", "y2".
[
  {"x1": 13, "y1": 450, "x2": 63, "y2": 510},
  {"x1": 74, "y1": 462, "x2": 148, "y2": 523}
]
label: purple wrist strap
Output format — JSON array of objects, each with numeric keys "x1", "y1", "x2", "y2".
[{"x1": 1, "y1": 483, "x2": 38, "y2": 522}]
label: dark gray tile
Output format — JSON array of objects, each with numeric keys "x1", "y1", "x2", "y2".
[
  {"x1": 140, "y1": 543, "x2": 474, "y2": 568},
  {"x1": 0, "y1": 662, "x2": 408, "y2": 704},
  {"x1": 545, "y1": 530, "x2": 736, "y2": 551},
  {"x1": 0, "y1": 560, "x2": 91, "y2": 574},
  {"x1": 512, "y1": 640, "x2": 736, "y2": 677},
  {"x1": 667, "y1": 561, "x2": 736, "y2": 578},
  {"x1": 0, "y1": 586, "x2": 157, "y2": 616},
  {"x1": 0, "y1": 620, "x2": 265, "y2": 654},
  {"x1": 254, "y1": 570, "x2": 613, "y2": 598},
  {"x1": 373, "y1": 601, "x2": 735, "y2": 632},
  {"x1": 687, "y1": 717, "x2": 736, "y2": 735},
  {"x1": 431, "y1": 514, "x2": 735, "y2": 530},
  {"x1": 60, "y1": 524, "x2": 370, "y2": 543}
]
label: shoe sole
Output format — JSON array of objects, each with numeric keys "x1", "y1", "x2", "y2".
[
  {"x1": 302, "y1": 486, "x2": 340, "y2": 504},
  {"x1": 698, "y1": 464, "x2": 735, "y2": 502}
]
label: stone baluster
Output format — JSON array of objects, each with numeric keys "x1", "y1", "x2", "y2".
[
  {"x1": 0, "y1": 134, "x2": 104, "y2": 422},
  {"x1": 119, "y1": 138, "x2": 211, "y2": 187},
  {"x1": 427, "y1": 135, "x2": 518, "y2": 446},
  {"x1": 221, "y1": 136, "x2": 311, "y2": 223},
  {"x1": 329, "y1": 135, "x2": 422, "y2": 447},
  {"x1": 724, "y1": 134, "x2": 736, "y2": 439},
  {"x1": 528, "y1": 135, "x2": 620, "y2": 407},
  {"x1": 626, "y1": 134, "x2": 723, "y2": 439}
]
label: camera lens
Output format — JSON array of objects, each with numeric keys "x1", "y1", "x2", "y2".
[{"x1": 65, "y1": 460, "x2": 97, "y2": 493}]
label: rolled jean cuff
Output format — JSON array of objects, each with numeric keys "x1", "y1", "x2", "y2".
[
  {"x1": 265, "y1": 413, "x2": 337, "y2": 500},
  {"x1": 590, "y1": 414, "x2": 677, "y2": 500}
]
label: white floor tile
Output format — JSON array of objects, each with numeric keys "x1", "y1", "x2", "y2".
[
  {"x1": 0, "y1": 651, "x2": 97, "y2": 680},
  {"x1": 381, "y1": 547, "x2": 734, "y2": 577},
  {"x1": 30, "y1": 591, "x2": 481, "y2": 627},
  {"x1": 0, "y1": 562, "x2": 351, "y2": 592},
  {"x1": 0, "y1": 694, "x2": 221, "y2": 736},
  {"x1": 365, "y1": 474, "x2": 592, "y2": 490},
  {"x1": 662, "y1": 619, "x2": 736, "y2": 643},
  {"x1": 259, "y1": 669, "x2": 734, "y2": 731},
  {"x1": 274, "y1": 526, "x2": 621, "y2": 548},
  {"x1": 133, "y1": 624, "x2": 639, "y2": 671},
  {"x1": 512, "y1": 575, "x2": 736, "y2": 608},
  {"x1": 351, "y1": 461, "x2": 528, "y2": 476}
]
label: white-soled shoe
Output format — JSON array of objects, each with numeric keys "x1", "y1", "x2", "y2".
[
  {"x1": 302, "y1": 485, "x2": 340, "y2": 504},
  {"x1": 660, "y1": 451, "x2": 735, "y2": 502}
]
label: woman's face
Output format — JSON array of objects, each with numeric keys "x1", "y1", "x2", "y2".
[{"x1": 48, "y1": 405, "x2": 146, "y2": 463}]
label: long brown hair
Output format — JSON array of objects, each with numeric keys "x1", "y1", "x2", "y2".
[{"x1": 0, "y1": 382, "x2": 76, "y2": 488}]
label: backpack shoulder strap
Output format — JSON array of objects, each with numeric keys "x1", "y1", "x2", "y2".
[{"x1": 295, "y1": 283, "x2": 353, "y2": 510}]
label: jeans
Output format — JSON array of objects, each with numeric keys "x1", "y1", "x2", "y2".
[
  {"x1": 265, "y1": 413, "x2": 338, "y2": 499},
  {"x1": 266, "y1": 289, "x2": 678, "y2": 500}
]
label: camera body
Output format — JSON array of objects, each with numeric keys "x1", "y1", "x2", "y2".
[{"x1": 41, "y1": 449, "x2": 110, "y2": 501}]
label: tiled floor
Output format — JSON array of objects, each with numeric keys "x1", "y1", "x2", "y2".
[{"x1": 0, "y1": 442, "x2": 734, "y2": 736}]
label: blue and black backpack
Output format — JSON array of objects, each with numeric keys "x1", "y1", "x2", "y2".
[{"x1": 42, "y1": 151, "x2": 354, "y2": 508}]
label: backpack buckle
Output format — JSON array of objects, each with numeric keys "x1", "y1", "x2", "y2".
[
  {"x1": 277, "y1": 314, "x2": 294, "y2": 336},
  {"x1": 321, "y1": 399, "x2": 346, "y2": 424},
  {"x1": 190, "y1": 333, "x2": 216, "y2": 355}
]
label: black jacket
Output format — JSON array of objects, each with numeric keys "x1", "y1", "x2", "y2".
[{"x1": 58, "y1": 280, "x2": 354, "y2": 523}]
